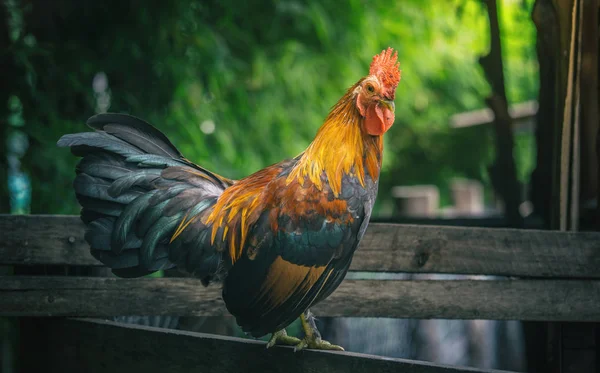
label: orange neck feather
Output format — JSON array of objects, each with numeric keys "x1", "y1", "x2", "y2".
[{"x1": 287, "y1": 83, "x2": 383, "y2": 197}]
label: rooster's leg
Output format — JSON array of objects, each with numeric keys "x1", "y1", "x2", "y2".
[
  {"x1": 265, "y1": 329, "x2": 301, "y2": 348},
  {"x1": 295, "y1": 310, "x2": 344, "y2": 351}
]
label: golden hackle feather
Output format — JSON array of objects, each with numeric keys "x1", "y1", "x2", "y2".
[
  {"x1": 201, "y1": 165, "x2": 283, "y2": 263},
  {"x1": 286, "y1": 83, "x2": 383, "y2": 197}
]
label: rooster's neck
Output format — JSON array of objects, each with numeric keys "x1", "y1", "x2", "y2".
[{"x1": 287, "y1": 86, "x2": 383, "y2": 197}]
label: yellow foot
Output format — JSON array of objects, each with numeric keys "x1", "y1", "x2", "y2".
[
  {"x1": 294, "y1": 336, "x2": 345, "y2": 352},
  {"x1": 266, "y1": 329, "x2": 301, "y2": 349},
  {"x1": 294, "y1": 311, "x2": 344, "y2": 351}
]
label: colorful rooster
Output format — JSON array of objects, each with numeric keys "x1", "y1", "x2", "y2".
[{"x1": 58, "y1": 48, "x2": 401, "y2": 350}]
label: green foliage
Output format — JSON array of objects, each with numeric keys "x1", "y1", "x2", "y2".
[
  {"x1": 501, "y1": 0, "x2": 538, "y2": 104},
  {"x1": 2, "y1": 0, "x2": 538, "y2": 214}
]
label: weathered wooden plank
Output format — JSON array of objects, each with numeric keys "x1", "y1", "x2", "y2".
[
  {"x1": 2, "y1": 215, "x2": 600, "y2": 278},
  {"x1": 2, "y1": 276, "x2": 600, "y2": 321},
  {"x1": 0, "y1": 215, "x2": 93, "y2": 265},
  {"x1": 19, "y1": 318, "x2": 515, "y2": 373},
  {"x1": 353, "y1": 223, "x2": 600, "y2": 277}
]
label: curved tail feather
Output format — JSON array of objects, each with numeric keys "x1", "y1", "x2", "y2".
[{"x1": 58, "y1": 113, "x2": 230, "y2": 278}]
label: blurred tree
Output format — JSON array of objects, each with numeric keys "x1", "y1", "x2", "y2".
[
  {"x1": 0, "y1": 0, "x2": 538, "y2": 215},
  {"x1": 480, "y1": 0, "x2": 523, "y2": 227}
]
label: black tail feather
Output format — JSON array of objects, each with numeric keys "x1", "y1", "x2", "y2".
[
  {"x1": 58, "y1": 113, "x2": 227, "y2": 278},
  {"x1": 87, "y1": 113, "x2": 182, "y2": 158}
]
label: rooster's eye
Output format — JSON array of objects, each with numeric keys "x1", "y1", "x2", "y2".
[{"x1": 366, "y1": 84, "x2": 375, "y2": 93}]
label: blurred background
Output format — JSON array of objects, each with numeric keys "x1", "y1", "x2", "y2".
[
  {"x1": 0, "y1": 0, "x2": 576, "y2": 372},
  {"x1": 0, "y1": 0, "x2": 540, "y2": 219}
]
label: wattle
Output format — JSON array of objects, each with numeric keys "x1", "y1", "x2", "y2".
[{"x1": 365, "y1": 103, "x2": 394, "y2": 136}]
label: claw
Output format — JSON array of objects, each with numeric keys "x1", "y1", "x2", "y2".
[
  {"x1": 266, "y1": 311, "x2": 345, "y2": 352},
  {"x1": 266, "y1": 329, "x2": 301, "y2": 349},
  {"x1": 294, "y1": 336, "x2": 344, "y2": 352},
  {"x1": 294, "y1": 339, "x2": 308, "y2": 352},
  {"x1": 294, "y1": 310, "x2": 345, "y2": 352}
]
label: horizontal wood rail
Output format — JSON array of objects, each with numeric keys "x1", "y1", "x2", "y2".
[
  {"x1": 4, "y1": 214, "x2": 598, "y2": 373},
  {"x1": 3, "y1": 276, "x2": 599, "y2": 321},
  {"x1": 18, "y1": 318, "x2": 516, "y2": 373},
  {"x1": 2, "y1": 214, "x2": 600, "y2": 278}
]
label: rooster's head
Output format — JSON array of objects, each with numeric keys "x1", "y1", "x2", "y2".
[{"x1": 355, "y1": 48, "x2": 401, "y2": 136}]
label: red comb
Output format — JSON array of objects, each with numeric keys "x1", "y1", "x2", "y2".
[{"x1": 369, "y1": 48, "x2": 401, "y2": 98}]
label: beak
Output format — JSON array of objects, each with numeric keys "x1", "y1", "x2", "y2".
[{"x1": 380, "y1": 99, "x2": 395, "y2": 113}]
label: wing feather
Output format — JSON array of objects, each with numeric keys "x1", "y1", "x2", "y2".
[{"x1": 221, "y1": 174, "x2": 374, "y2": 337}]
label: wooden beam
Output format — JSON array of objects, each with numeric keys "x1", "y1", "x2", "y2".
[
  {"x1": 19, "y1": 318, "x2": 513, "y2": 373},
  {"x1": 2, "y1": 215, "x2": 600, "y2": 278},
  {"x1": 354, "y1": 223, "x2": 600, "y2": 277},
  {"x1": 449, "y1": 100, "x2": 538, "y2": 129},
  {"x1": 2, "y1": 276, "x2": 600, "y2": 321},
  {"x1": 0, "y1": 214, "x2": 95, "y2": 266}
]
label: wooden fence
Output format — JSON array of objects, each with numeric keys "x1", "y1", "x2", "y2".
[{"x1": 2, "y1": 214, "x2": 600, "y2": 372}]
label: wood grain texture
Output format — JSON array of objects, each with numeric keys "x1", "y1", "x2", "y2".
[
  {"x1": 0, "y1": 214, "x2": 93, "y2": 265},
  {"x1": 3, "y1": 276, "x2": 600, "y2": 321},
  {"x1": 352, "y1": 223, "x2": 600, "y2": 277},
  {"x1": 18, "y1": 318, "x2": 515, "y2": 373},
  {"x1": 2, "y1": 215, "x2": 600, "y2": 278}
]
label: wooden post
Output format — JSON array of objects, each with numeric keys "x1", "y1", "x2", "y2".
[
  {"x1": 531, "y1": 0, "x2": 600, "y2": 371},
  {"x1": 545, "y1": 0, "x2": 598, "y2": 371}
]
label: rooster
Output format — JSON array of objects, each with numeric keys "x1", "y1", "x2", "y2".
[{"x1": 58, "y1": 48, "x2": 400, "y2": 351}]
